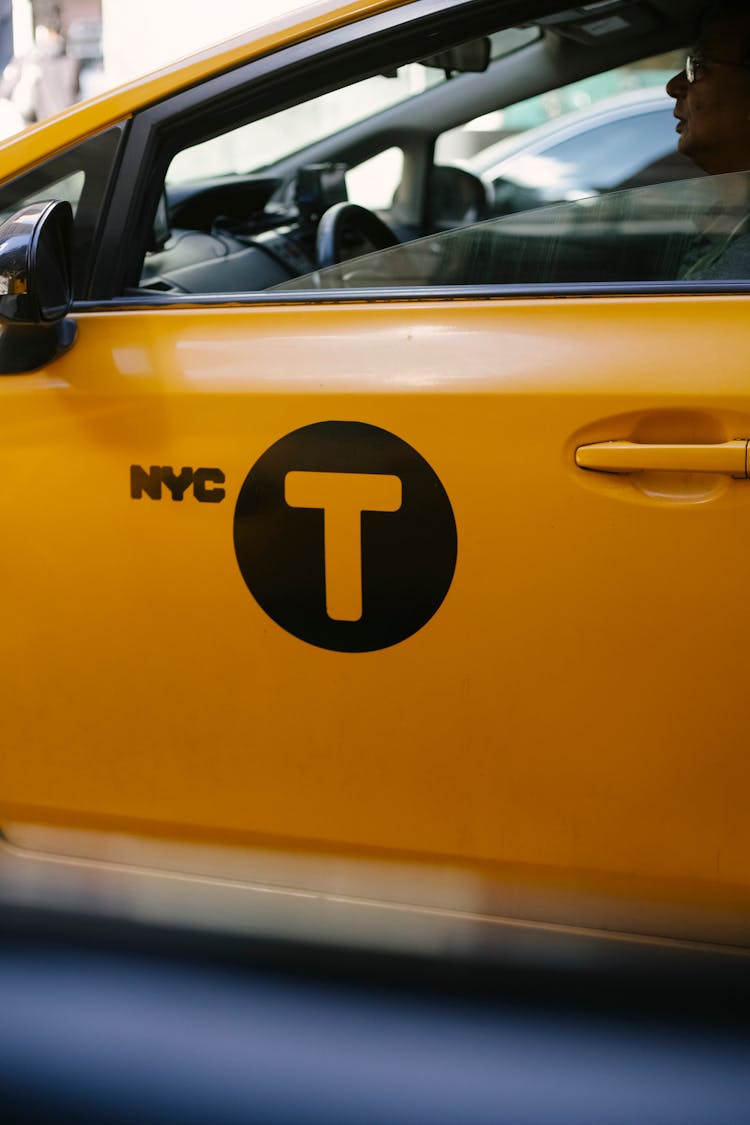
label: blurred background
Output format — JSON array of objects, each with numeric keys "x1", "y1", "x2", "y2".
[{"x1": 0, "y1": 0, "x2": 309, "y2": 135}]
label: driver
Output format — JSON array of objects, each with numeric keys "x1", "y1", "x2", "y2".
[{"x1": 666, "y1": 1, "x2": 750, "y2": 277}]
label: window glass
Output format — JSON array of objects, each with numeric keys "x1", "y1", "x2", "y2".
[
  {"x1": 436, "y1": 50, "x2": 684, "y2": 164},
  {"x1": 164, "y1": 28, "x2": 539, "y2": 187},
  {"x1": 530, "y1": 111, "x2": 677, "y2": 190},
  {"x1": 166, "y1": 70, "x2": 442, "y2": 186},
  {"x1": 0, "y1": 169, "x2": 85, "y2": 224},
  {"x1": 0, "y1": 126, "x2": 123, "y2": 295},
  {"x1": 435, "y1": 51, "x2": 698, "y2": 219},
  {"x1": 481, "y1": 108, "x2": 703, "y2": 215},
  {"x1": 166, "y1": 29, "x2": 540, "y2": 186},
  {"x1": 274, "y1": 174, "x2": 750, "y2": 290},
  {"x1": 346, "y1": 148, "x2": 404, "y2": 211}
]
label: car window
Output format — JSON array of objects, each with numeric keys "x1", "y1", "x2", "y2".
[
  {"x1": 275, "y1": 173, "x2": 750, "y2": 290},
  {"x1": 0, "y1": 169, "x2": 85, "y2": 222},
  {"x1": 530, "y1": 111, "x2": 678, "y2": 190},
  {"x1": 435, "y1": 50, "x2": 702, "y2": 219},
  {"x1": 480, "y1": 111, "x2": 699, "y2": 218},
  {"x1": 164, "y1": 26, "x2": 539, "y2": 187},
  {"x1": 346, "y1": 148, "x2": 404, "y2": 211},
  {"x1": 120, "y1": 0, "x2": 750, "y2": 307},
  {"x1": 0, "y1": 125, "x2": 123, "y2": 295},
  {"x1": 135, "y1": 33, "x2": 712, "y2": 301},
  {"x1": 140, "y1": 159, "x2": 743, "y2": 297},
  {"x1": 436, "y1": 52, "x2": 681, "y2": 164},
  {"x1": 165, "y1": 73, "x2": 441, "y2": 187}
]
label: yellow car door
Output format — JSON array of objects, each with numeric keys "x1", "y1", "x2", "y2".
[
  {"x1": 0, "y1": 0, "x2": 748, "y2": 958},
  {"x1": 1, "y1": 287, "x2": 749, "y2": 948}
]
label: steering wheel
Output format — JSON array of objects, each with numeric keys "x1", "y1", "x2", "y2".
[{"x1": 316, "y1": 202, "x2": 399, "y2": 268}]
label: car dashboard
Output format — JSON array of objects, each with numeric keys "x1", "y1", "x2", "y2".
[{"x1": 139, "y1": 174, "x2": 316, "y2": 293}]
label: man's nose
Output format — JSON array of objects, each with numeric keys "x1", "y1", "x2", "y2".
[{"x1": 666, "y1": 68, "x2": 688, "y2": 98}]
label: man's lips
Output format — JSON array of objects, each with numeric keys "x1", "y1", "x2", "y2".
[{"x1": 674, "y1": 110, "x2": 686, "y2": 132}]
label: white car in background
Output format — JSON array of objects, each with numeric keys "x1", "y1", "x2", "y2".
[{"x1": 467, "y1": 87, "x2": 702, "y2": 215}]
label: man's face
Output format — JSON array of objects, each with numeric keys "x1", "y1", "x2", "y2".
[{"x1": 666, "y1": 12, "x2": 750, "y2": 173}]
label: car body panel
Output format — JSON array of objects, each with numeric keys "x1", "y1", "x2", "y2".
[
  {"x1": 0, "y1": 0, "x2": 746, "y2": 956},
  {"x1": 0, "y1": 295, "x2": 748, "y2": 915}
]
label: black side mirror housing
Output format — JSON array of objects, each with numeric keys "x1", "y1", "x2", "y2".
[{"x1": 0, "y1": 199, "x2": 77, "y2": 373}]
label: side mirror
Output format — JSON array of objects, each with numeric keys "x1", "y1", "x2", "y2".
[
  {"x1": 0, "y1": 200, "x2": 77, "y2": 373},
  {"x1": 0, "y1": 199, "x2": 74, "y2": 323}
]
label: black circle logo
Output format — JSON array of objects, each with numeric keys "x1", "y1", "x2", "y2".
[{"x1": 233, "y1": 422, "x2": 457, "y2": 652}]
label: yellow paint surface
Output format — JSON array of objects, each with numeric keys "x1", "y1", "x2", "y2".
[{"x1": 0, "y1": 295, "x2": 747, "y2": 929}]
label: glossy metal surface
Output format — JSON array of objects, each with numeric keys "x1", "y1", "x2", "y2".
[
  {"x1": 576, "y1": 439, "x2": 749, "y2": 474},
  {"x1": 0, "y1": 294, "x2": 748, "y2": 944}
]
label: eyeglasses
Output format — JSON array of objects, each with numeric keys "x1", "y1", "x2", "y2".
[{"x1": 685, "y1": 53, "x2": 750, "y2": 82}]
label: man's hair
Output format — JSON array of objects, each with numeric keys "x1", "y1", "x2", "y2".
[
  {"x1": 703, "y1": 0, "x2": 750, "y2": 12},
  {"x1": 701, "y1": 2, "x2": 750, "y2": 59},
  {"x1": 702, "y1": 2, "x2": 750, "y2": 26}
]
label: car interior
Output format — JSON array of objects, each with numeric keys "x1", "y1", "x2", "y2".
[{"x1": 130, "y1": 0, "x2": 714, "y2": 297}]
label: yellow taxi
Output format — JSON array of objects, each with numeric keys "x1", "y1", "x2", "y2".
[{"x1": 0, "y1": 0, "x2": 748, "y2": 965}]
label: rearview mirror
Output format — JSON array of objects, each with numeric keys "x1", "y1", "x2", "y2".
[{"x1": 420, "y1": 37, "x2": 491, "y2": 74}]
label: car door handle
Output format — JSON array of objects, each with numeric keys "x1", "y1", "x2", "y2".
[{"x1": 575, "y1": 440, "x2": 749, "y2": 476}]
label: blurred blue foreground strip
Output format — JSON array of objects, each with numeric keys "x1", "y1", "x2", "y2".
[{"x1": 2, "y1": 929, "x2": 750, "y2": 1125}]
